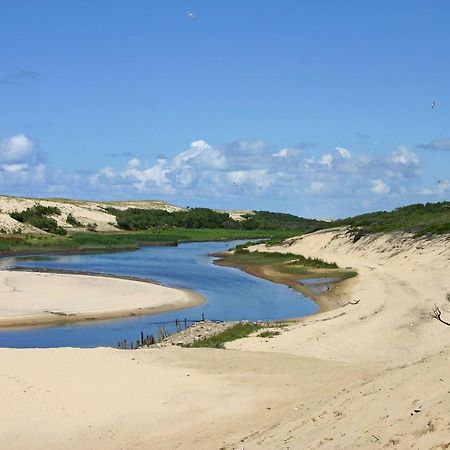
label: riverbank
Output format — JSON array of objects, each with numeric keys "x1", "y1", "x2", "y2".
[
  {"x1": 1, "y1": 228, "x2": 450, "y2": 448},
  {"x1": 214, "y1": 251, "x2": 355, "y2": 313},
  {"x1": 0, "y1": 269, "x2": 204, "y2": 328}
]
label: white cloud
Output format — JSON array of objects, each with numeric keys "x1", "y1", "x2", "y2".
[
  {"x1": 227, "y1": 169, "x2": 273, "y2": 190},
  {"x1": 391, "y1": 146, "x2": 419, "y2": 166},
  {"x1": 1, "y1": 163, "x2": 29, "y2": 173},
  {"x1": 371, "y1": 179, "x2": 391, "y2": 194},
  {"x1": 127, "y1": 158, "x2": 141, "y2": 169},
  {"x1": 336, "y1": 147, "x2": 351, "y2": 159},
  {"x1": 273, "y1": 148, "x2": 301, "y2": 158},
  {"x1": 173, "y1": 140, "x2": 226, "y2": 170},
  {"x1": 319, "y1": 153, "x2": 333, "y2": 168},
  {"x1": 123, "y1": 158, "x2": 173, "y2": 193},
  {"x1": 0, "y1": 134, "x2": 34, "y2": 162}
]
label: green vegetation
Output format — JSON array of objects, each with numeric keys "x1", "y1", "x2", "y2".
[
  {"x1": 186, "y1": 322, "x2": 262, "y2": 349},
  {"x1": 277, "y1": 265, "x2": 357, "y2": 279},
  {"x1": 66, "y1": 213, "x2": 84, "y2": 227},
  {"x1": 10, "y1": 205, "x2": 66, "y2": 235},
  {"x1": 242, "y1": 211, "x2": 326, "y2": 231},
  {"x1": 233, "y1": 248, "x2": 338, "y2": 269},
  {"x1": 258, "y1": 330, "x2": 281, "y2": 338},
  {"x1": 0, "y1": 228, "x2": 299, "y2": 254},
  {"x1": 1, "y1": 200, "x2": 447, "y2": 255},
  {"x1": 106, "y1": 207, "x2": 326, "y2": 232},
  {"x1": 336, "y1": 202, "x2": 450, "y2": 237}
]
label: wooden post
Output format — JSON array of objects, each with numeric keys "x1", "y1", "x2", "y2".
[
  {"x1": 202, "y1": 313, "x2": 205, "y2": 322},
  {"x1": 184, "y1": 318, "x2": 187, "y2": 329},
  {"x1": 140, "y1": 331, "x2": 144, "y2": 346}
]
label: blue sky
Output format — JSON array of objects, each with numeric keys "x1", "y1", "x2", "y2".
[{"x1": 0, "y1": 0, "x2": 449, "y2": 218}]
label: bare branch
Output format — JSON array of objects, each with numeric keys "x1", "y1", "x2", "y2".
[{"x1": 430, "y1": 304, "x2": 450, "y2": 327}]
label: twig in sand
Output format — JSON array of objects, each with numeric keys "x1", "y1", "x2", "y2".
[
  {"x1": 344, "y1": 299, "x2": 360, "y2": 306},
  {"x1": 430, "y1": 305, "x2": 450, "y2": 327}
]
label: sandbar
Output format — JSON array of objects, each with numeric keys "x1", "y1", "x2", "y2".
[{"x1": 0, "y1": 269, "x2": 204, "y2": 327}]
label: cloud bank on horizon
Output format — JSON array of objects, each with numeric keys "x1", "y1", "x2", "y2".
[{"x1": 0, "y1": 133, "x2": 447, "y2": 218}]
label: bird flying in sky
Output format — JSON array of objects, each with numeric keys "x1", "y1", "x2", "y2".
[
  {"x1": 432, "y1": 100, "x2": 436, "y2": 109},
  {"x1": 185, "y1": 10, "x2": 196, "y2": 20}
]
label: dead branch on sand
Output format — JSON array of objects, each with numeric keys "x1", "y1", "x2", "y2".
[
  {"x1": 430, "y1": 305, "x2": 450, "y2": 327},
  {"x1": 344, "y1": 299, "x2": 360, "y2": 306}
]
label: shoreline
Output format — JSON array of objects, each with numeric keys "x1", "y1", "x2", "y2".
[
  {"x1": 213, "y1": 252, "x2": 350, "y2": 314},
  {"x1": 0, "y1": 269, "x2": 205, "y2": 329}
]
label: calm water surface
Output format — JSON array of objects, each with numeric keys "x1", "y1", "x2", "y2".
[{"x1": 0, "y1": 241, "x2": 318, "y2": 348}]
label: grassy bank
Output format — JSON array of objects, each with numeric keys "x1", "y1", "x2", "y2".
[
  {"x1": 0, "y1": 228, "x2": 306, "y2": 255},
  {"x1": 186, "y1": 322, "x2": 262, "y2": 348}
]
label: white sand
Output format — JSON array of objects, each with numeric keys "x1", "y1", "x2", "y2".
[
  {"x1": 0, "y1": 270, "x2": 203, "y2": 327},
  {"x1": 0, "y1": 228, "x2": 449, "y2": 449}
]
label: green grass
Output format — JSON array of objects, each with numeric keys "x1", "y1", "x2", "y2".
[
  {"x1": 0, "y1": 228, "x2": 306, "y2": 254},
  {"x1": 277, "y1": 265, "x2": 358, "y2": 279},
  {"x1": 232, "y1": 248, "x2": 338, "y2": 269},
  {"x1": 257, "y1": 330, "x2": 281, "y2": 338},
  {"x1": 186, "y1": 323, "x2": 262, "y2": 348}
]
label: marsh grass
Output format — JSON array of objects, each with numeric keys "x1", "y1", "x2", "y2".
[
  {"x1": 186, "y1": 323, "x2": 262, "y2": 349},
  {"x1": 233, "y1": 248, "x2": 338, "y2": 269},
  {"x1": 258, "y1": 330, "x2": 281, "y2": 338},
  {"x1": 0, "y1": 228, "x2": 304, "y2": 254}
]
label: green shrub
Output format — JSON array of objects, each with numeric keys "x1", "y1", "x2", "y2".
[
  {"x1": 66, "y1": 213, "x2": 83, "y2": 227},
  {"x1": 10, "y1": 206, "x2": 66, "y2": 235}
]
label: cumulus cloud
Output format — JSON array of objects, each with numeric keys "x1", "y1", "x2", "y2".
[
  {"x1": 391, "y1": 146, "x2": 419, "y2": 166},
  {"x1": 319, "y1": 154, "x2": 333, "y2": 168},
  {"x1": 173, "y1": 140, "x2": 226, "y2": 170},
  {"x1": 371, "y1": 179, "x2": 391, "y2": 194},
  {"x1": 123, "y1": 158, "x2": 173, "y2": 193},
  {"x1": 0, "y1": 134, "x2": 34, "y2": 162},
  {"x1": 418, "y1": 139, "x2": 450, "y2": 151},
  {"x1": 336, "y1": 147, "x2": 351, "y2": 159},
  {"x1": 273, "y1": 148, "x2": 301, "y2": 158},
  {"x1": 0, "y1": 134, "x2": 441, "y2": 216}
]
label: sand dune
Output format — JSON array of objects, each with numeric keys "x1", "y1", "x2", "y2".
[{"x1": 0, "y1": 228, "x2": 449, "y2": 449}]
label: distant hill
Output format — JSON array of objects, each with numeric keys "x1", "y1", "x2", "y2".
[
  {"x1": 0, "y1": 196, "x2": 326, "y2": 235},
  {"x1": 0, "y1": 195, "x2": 447, "y2": 237}
]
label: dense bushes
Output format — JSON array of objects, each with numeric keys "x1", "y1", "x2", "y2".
[
  {"x1": 10, "y1": 205, "x2": 66, "y2": 235},
  {"x1": 239, "y1": 211, "x2": 326, "y2": 231},
  {"x1": 106, "y1": 207, "x2": 326, "y2": 232},
  {"x1": 338, "y1": 202, "x2": 450, "y2": 236},
  {"x1": 66, "y1": 213, "x2": 84, "y2": 227}
]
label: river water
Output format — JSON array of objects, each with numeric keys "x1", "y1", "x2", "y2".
[{"x1": 0, "y1": 240, "x2": 318, "y2": 348}]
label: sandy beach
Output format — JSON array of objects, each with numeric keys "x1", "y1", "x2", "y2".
[
  {"x1": 0, "y1": 270, "x2": 204, "y2": 327},
  {"x1": 0, "y1": 228, "x2": 449, "y2": 449}
]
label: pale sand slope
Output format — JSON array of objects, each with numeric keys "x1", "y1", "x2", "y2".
[
  {"x1": 0, "y1": 271, "x2": 203, "y2": 327},
  {"x1": 0, "y1": 228, "x2": 450, "y2": 449}
]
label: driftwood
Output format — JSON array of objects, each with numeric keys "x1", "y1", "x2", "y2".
[
  {"x1": 344, "y1": 299, "x2": 360, "y2": 306},
  {"x1": 430, "y1": 305, "x2": 450, "y2": 327}
]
